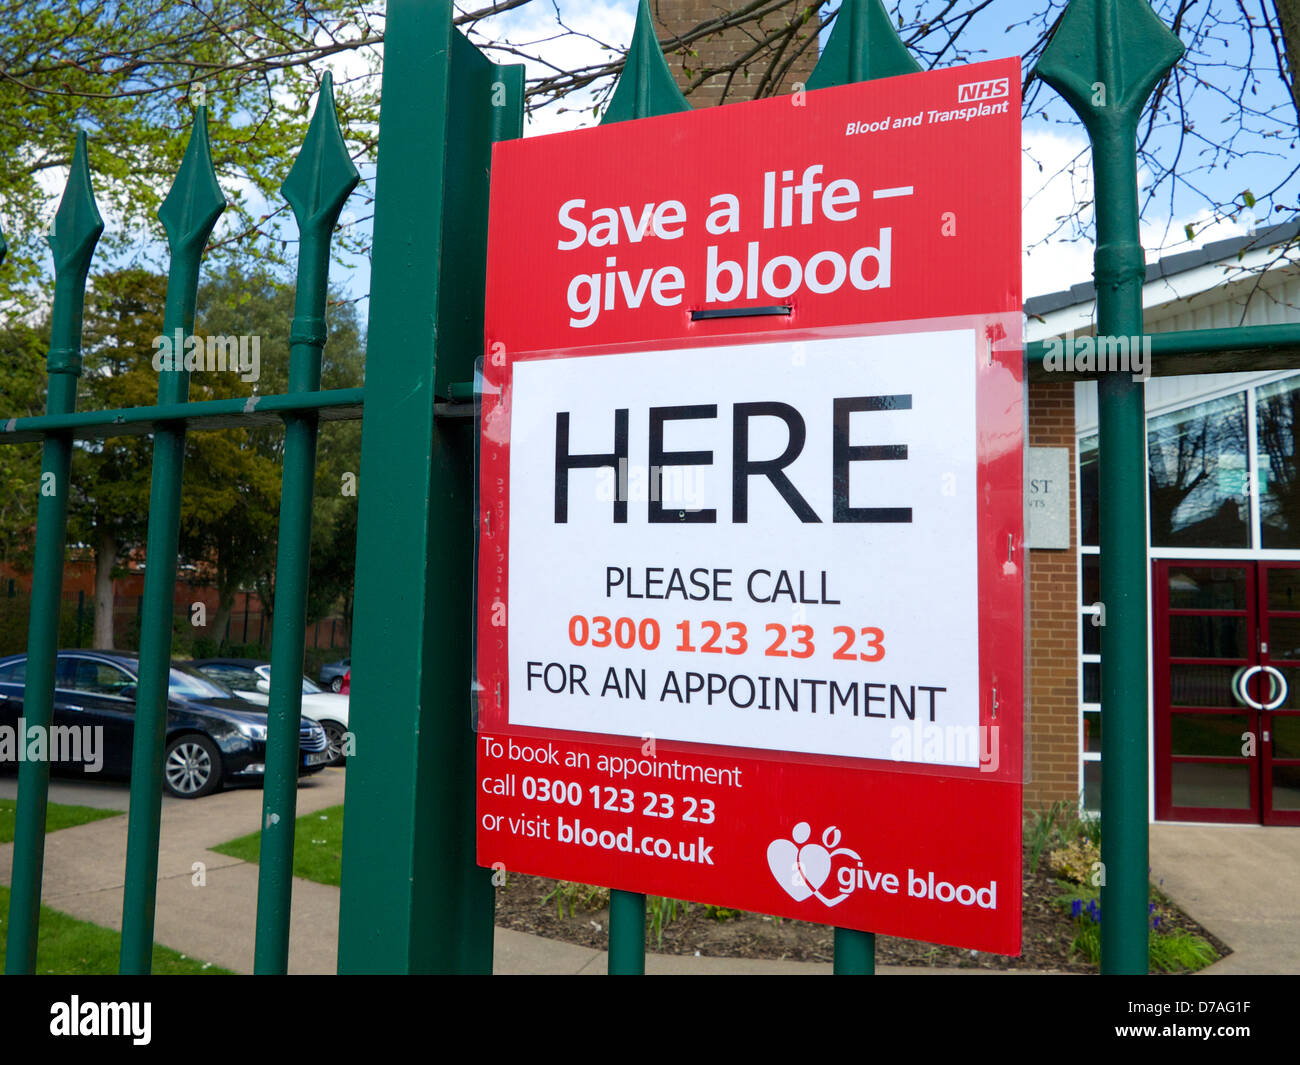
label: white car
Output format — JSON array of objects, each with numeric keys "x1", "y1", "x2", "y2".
[{"x1": 192, "y1": 659, "x2": 350, "y2": 766}]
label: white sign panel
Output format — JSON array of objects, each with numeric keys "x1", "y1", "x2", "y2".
[{"x1": 505, "y1": 330, "x2": 981, "y2": 766}]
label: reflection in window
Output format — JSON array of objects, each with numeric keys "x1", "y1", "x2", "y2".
[
  {"x1": 1083, "y1": 761, "x2": 1101, "y2": 813},
  {"x1": 1257, "y1": 376, "x2": 1300, "y2": 548},
  {"x1": 1079, "y1": 435, "x2": 1098, "y2": 547},
  {"x1": 1148, "y1": 393, "x2": 1249, "y2": 548},
  {"x1": 1083, "y1": 662, "x2": 1100, "y2": 703}
]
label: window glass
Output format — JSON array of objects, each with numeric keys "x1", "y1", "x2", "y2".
[
  {"x1": 64, "y1": 657, "x2": 135, "y2": 697},
  {"x1": 1168, "y1": 565, "x2": 1247, "y2": 610},
  {"x1": 259, "y1": 667, "x2": 324, "y2": 695},
  {"x1": 1083, "y1": 761, "x2": 1101, "y2": 813},
  {"x1": 1082, "y1": 614, "x2": 1100, "y2": 656},
  {"x1": 1082, "y1": 709, "x2": 1101, "y2": 754},
  {"x1": 1081, "y1": 555, "x2": 1100, "y2": 654},
  {"x1": 0, "y1": 658, "x2": 26, "y2": 683},
  {"x1": 1080, "y1": 554, "x2": 1099, "y2": 608},
  {"x1": 1256, "y1": 375, "x2": 1300, "y2": 548},
  {"x1": 1083, "y1": 661, "x2": 1100, "y2": 703},
  {"x1": 200, "y1": 664, "x2": 262, "y2": 693},
  {"x1": 1148, "y1": 392, "x2": 1249, "y2": 548},
  {"x1": 168, "y1": 665, "x2": 233, "y2": 700},
  {"x1": 1078, "y1": 435, "x2": 1098, "y2": 547}
]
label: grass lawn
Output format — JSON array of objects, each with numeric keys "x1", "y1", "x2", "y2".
[
  {"x1": 211, "y1": 804, "x2": 343, "y2": 887},
  {"x1": 0, "y1": 799, "x2": 230, "y2": 974},
  {"x1": 0, "y1": 797, "x2": 121, "y2": 843},
  {"x1": 0, "y1": 886, "x2": 230, "y2": 974}
]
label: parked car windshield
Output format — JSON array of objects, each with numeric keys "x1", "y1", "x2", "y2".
[
  {"x1": 168, "y1": 664, "x2": 234, "y2": 700},
  {"x1": 255, "y1": 665, "x2": 325, "y2": 695}
]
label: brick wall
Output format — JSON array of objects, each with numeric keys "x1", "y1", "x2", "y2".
[
  {"x1": 652, "y1": 0, "x2": 820, "y2": 107},
  {"x1": 1026, "y1": 380, "x2": 1080, "y2": 812}
]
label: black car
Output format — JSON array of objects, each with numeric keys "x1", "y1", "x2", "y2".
[{"x1": 0, "y1": 650, "x2": 331, "y2": 799}]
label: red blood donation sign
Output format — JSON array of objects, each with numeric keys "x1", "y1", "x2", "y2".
[{"x1": 476, "y1": 58, "x2": 1023, "y2": 954}]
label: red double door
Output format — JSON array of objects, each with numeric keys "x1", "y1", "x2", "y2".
[{"x1": 1153, "y1": 560, "x2": 1300, "y2": 824}]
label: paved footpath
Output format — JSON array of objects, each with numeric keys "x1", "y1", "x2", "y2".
[
  {"x1": 0, "y1": 773, "x2": 947, "y2": 974},
  {"x1": 1150, "y1": 822, "x2": 1300, "y2": 975},
  {"x1": 1, "y1": 772, "x2": 345, "y2": 974},
  {"x1": 4, "y1": 773, "x2": 1291, "y2": 973}
]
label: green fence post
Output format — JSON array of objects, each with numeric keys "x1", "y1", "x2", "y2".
[
  {"x1": 608, "y1": 891, "x2": 646, "y2": 975},
  {"x1": 253, "y1": 73, "x2": 358, "y2": 975},
  {"x1": 336, "y1": 0, "x2": 523, "y2": 974},
  {"x1": 1037, "y1": 0, "x2": 1183, "y2": 975},
  {"x1": 833, "y1": 927, "x2": 876, "y2": 974},
  {"x1": 800, "y1": 0, "x2": 920, "y2": 978},
  {"x1": 807, "y1": 0, "x2": 920, "y2": 90},
  {"x1": 597, "y1": 0, "x2": 689, "y2": 974},
  {"x1": 119, "y1": 109, "x2": 225, "y2": 974},
  {"x1": 3, "y1": 133, "x2": 103, "y2": 975},
  {"x1": 600, "y1": 0, "x2": 689, "y2": 125}
]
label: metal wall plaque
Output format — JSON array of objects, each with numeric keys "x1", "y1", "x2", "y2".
[{"x1": 1028, "y1": 446, "x2": 1070, "y2": 549}]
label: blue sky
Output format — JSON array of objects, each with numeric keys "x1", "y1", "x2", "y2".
[{"x1": 75, "y1": 1, "x2": 1292, "y2": 324}]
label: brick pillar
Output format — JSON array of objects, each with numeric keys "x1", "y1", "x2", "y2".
[
  {"x1": 652, "y1": 0, "x2": 821, "y2": 106},
  {"x1": 1025, "y1": 380, "x2": 1080, "y2": 812}
]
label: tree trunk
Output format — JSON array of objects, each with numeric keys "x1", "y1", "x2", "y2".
[
  {"x1": 211, "y1": 564, "x2": 236, "y2": 650},
  {"x1": 210, "y1": 595, "x2": 234, "y2": 648},
  {"x1": 1274, "y1": 1, "x2": 1300, "y2": 121},
  {"x1": 93, "y1": 528, "x2": 117, "y2": 649}
]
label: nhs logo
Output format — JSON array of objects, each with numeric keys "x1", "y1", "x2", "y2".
[{"x1": 957, "y1": 77, "x2": 1009, "y2": 103}]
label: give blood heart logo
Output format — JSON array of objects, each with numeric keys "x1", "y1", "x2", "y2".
[{"x1": 767, "y1": 822, "x2": 862, "y2": 907}]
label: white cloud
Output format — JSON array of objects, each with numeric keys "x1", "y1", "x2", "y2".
[
  {"x1": 466, "y1": 0, "x2": 634, "y2": 136},
  {"x1": 1021, "y1": 125, "x2": 1259, "y2": 301},
  {"x1": 1021, "y1": 128, "x2": 1094, "y2": 298}
]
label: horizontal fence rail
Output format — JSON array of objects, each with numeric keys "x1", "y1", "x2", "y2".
[
  {"x1": 1025, "y1": 324, "x2": 1300, "y2": 380},
  {"x1": 0, "y1": 388, "x2": 364, "y2": 443}
]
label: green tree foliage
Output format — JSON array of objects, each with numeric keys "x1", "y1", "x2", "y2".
[
  {"x1": 0, "y1": 318, "x2": 46, "y2": 570},
  {"x1": 0, "y1": 0, "x2": 380, "y2": 310},
  {"x1": 187, "y1": 263, "x2": 363, "y2": 642},
  {"x1": 70, "y1": 268, "x2": 163, "y2": 646},
  {"x1": 52, "y1": 262, "x2": 362, "y2": 651}
]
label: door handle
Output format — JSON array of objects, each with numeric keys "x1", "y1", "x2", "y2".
[
  {"x1": 64, "y1": 704, "x2": 84, "y2": 712},
  {"x1": 1233, "y1": 665, "x2": 1264, "y2": 709},
  {"x1": 1260, "y1": 665, "x2": 1288, "y2": 710},
  {"x1": 1231, "y1": 665, "x2": 1287, "y2": 710}
]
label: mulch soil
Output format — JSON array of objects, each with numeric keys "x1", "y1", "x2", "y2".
[{"x1": 492, "y1": 840, "x2": 1231, "y2": 972}]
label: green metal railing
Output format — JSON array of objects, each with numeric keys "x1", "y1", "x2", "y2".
[
  {"x1": 8, "y1": 0, "x2": 1300, "y2": 978},
  {"x1": 1, "y1": 73, "x2": 360, "y2": 975}
]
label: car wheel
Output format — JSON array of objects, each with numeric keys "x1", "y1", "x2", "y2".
[
  {"x1": 330, "y1": 676, "x2": 344, "y2": 693},
  {"x1": 321, "y1": 720, "x2": 348, "y2": 766},
  {"x1": 163, "y1": 735, "x2": 223, "y2": 799}
]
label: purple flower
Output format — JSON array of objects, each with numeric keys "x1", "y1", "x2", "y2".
[{"x1": 1072, "y1": 899, "x2": 1082, "y2": 918}]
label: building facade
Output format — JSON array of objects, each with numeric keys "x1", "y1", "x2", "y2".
[{"x1": 1028, "y1": 222, "x2": 1300, "y2": 826}]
